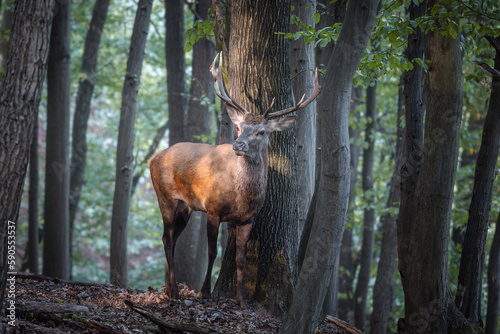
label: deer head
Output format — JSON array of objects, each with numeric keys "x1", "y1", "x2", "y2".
[{"x1": 209, "y1": 53, "x2": 321, "y2": 162}]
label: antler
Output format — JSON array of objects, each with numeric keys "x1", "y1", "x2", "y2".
[
  {"x1": 264, "y1": 68, "x2": 321, "y2": 119},
  {"x1": 210, "y1": 53, "x2": 250, "y2": 116}
]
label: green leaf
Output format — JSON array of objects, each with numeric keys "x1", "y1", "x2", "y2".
[
  {"x1": 313, "y1": 12, "x2": 321, "y2": 24},
  {"x1": 449, "y1": 28, "x2": 457, "y2": 39}
]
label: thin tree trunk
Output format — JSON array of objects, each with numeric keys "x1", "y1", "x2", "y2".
[
  {"x1": 338, "y1": 85, "x2": 362, "y2": 323},
  {"x1": 0, "y1": 0, "x2": 54, "y2": 311},
  {"x1": 370, "y1": 78, "x2": 403, "y2": 334},
  {"x1": 28, "y1": 120, "x2": 40, "y2": 274},
  {"x1": 43, "y1": 1, "x2": 71, "y2": 280},
  {"x1": 69, "y1": 0, "x2": 110, "y2": 275},
  {"x1": 165, "y1": 0, "x2": 187, "y2": 146},
  {"x1": 455, "y1": 38, "x2": 500, "y2": 324},
  {"x1": 281, "y1": 0, "x2": 378, "y2": 332},
  {"x1": 174, "y1": 0, "x2": 213, "y2": 291},
  {"x1": 290, "y1": 0, "x2": 316, "y2": 233},
  {"x1": 213, "y1": 0, "x2": 298, "y2": 316},
  {"x1": 110, "y1": 0, "x2": 153, "y2": 287},
  {"x1": 486, "y1": 210, "x2": 500, "y2": 334},
  {"x1": 354, "y1": 82, "x2": 376, "y2": 331},
  {"x1": 313, "y1": 0, "x2": 349, "y2": 318}
]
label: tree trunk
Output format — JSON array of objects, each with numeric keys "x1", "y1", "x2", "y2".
[
  {"x1": 397, "y1": 0, "x2": 426, "y2": 293},
  {"x1": 0, "y1": 0, "x2": 13, "y2": 86},
  {"x1": 69, "y1": 0, "x2": 110, "y2": 274},
  {"x1": 0, "y1": 0, "x2": 53, "y2": 312},
  {"x1": 400, "y1": 0, "x2": 468, "y2": 330},
  {"x1": 281, "y1": 0, "x2": 378, "y2": 332},
  {"x1": 29, "y1": 120, "x2": 40, "y2": 274},
  {"x1": 370, "y1": 78, "x2": 403, "y2": 334},
  {"x1": 213, "y1": 0, "x2": 298, "y2": 316},
  {"x1": 313, "y1": 0, "x2": 350, "y2": 318},
  {"x1": 174, "y1": 0, "x2": 214, "y2": 291},
  {"x1": 354, "y1": 82, "x2": 376, "y2": 331},
  {"x1": 110, "y1": 0, "x2": 153, "y2": 287},
  {"x1": 42, "y1": 1, "x2": 71, "y2": 280},
  {"x1": 486, "y1": 211, "x2": 500, "y2": 334},
  {"x1": 338, "y1": 85, "x2": 362, "y2": 323},
  {"x1": 455, "y1": 39, "x2": 500, "y2": 324},
  {"x1": 165, "y1": 0, "x2": 187, "y2": 146},
  {"x1": 290, "y1": 0, "x2": 316, "y2": 233}
]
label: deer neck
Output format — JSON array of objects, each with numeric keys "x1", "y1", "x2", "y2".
[{"x1": 235, "y1": 147, "x2": 268, "y2": 195}]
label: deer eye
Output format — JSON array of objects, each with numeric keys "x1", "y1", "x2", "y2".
[{"x1": 257, "y1": 130, "x2": 265, "y2": 136}]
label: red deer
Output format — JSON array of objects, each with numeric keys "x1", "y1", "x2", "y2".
[{"x1": 148, "y1": 53, "x2": 320, "y2": 308}]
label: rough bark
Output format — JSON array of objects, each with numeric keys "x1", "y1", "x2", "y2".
[
  {"x1": 28, "y1": 120, "x2": 40, "y2": 274},
  {"x1": 0, "y1": 0, "x2": 54, "y2": 313},
  {"x1": 174, "y1": 0, "x2": 213, "y2": 291},
  {"x1": 42, "y1": 1, "x2": 71, "y2": 280},
  {"x1": 455, "y1": 40, "x2": 500, "y2": 324},
  {"x1": 165, "y1": 0, "x2": 187, "y2": 145},
  {"x1": 370, "y1": 78, "x2": 403, "y2": 334},
  {"x1": 110, "y1": 0, "x2": 153, "y2": 287},
  {"x1": 354, "y1": 82, "x2": 376, "y2": 331},
  {"x1": 397, "y1": 0, "x2": 426, "y2": 294},
  {"x1": 486, "y1": 211, "x2": 500, "y2": 334},
  {"x1": 69, "y1": 0, "x2": 110, "y2": 269},
  {"x1": 0, "y1": 0, "x2": 13, "y2": 85},
  {"x1": 281, "y1": 0, "x2": 378, "y2": 332},
  {"x1": 213, "y1": 0, "x2": 298, "y2": 317},
  {"x1": 290, "y1": 0, "x2": 316, "y2": 232},
  {"x1": 400, "y1": 0, "x2": 468, "y2": 330}
]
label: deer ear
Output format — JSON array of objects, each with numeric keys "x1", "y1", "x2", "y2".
[
  {"x1": 226, "y1": 107, "x2": 246, "y2": 125},
  {"x1": 267, "y1": 115, "x2": 297, "y2": 131}
]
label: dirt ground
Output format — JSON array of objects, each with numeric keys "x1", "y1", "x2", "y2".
[{"x1": 1, "y1": 273, "x2": 355, "y2": 333}]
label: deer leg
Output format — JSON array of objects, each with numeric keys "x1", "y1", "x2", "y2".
[
  {"x1": 161, "y1": 199, "x2": 188, "y2": 300},
  {"x1": 235, "y1": 221, "x2": 253, "y2": 309},
  {"x1": 201, "y1": 214, "x2": 220, "y2": 299}
]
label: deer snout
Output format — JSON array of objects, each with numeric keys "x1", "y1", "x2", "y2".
[{"x1": 233, "y1": 140, "x2": 247, "y2": 155}]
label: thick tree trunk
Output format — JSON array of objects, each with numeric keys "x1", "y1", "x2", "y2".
[
  {"x1": 486, "y1": 211, "x2": 500, "y2": 334},
  {"x1": 165, "y1": 0, "x2": 187, "y2": 146},
  {"x1": 455, "y1": 41, "x2": 500, "y2": 324},
  {"x1": 281, "y1": 0, "x2": 378, "y2": 332},
  {"x1": 0, "y1": 0, "x2": 13, "y2": 86},
  {"x1": 397, "y1": 0, "x2": 426, "y2": 293},
  {"x1": 213, "y1": 0, "x2": 298, "y2": 316},
  {"x1": 0, "y1": 0, "x2": 54, "y2": 312},
  {"x1": 110, "y1": 0, "x2": 153, "y2": 287},
  {"x1": 354, "y1": 83, "x2": 377, "y2": 331},
  {"x1": 401, "y1": 1, "x2": 468, "y2": 330},
  {"x1": 290, "y1": 0, "x2": 316, "y2": 232},
  {"x1": 174, "y1": 0, "x2": 214, "y2": 291},
  {"x1": 42, "y1": 1, "x2": 71, "y2": 280},
  {"x1": 370, "y1": 78, "x2": 404, "y2": 334},
  {"x1": 69, "y1": 0, "x2": 110, "y2": 273},
  {"x1": 28, "y1": 120, "x2": 40, "y2": 274}
]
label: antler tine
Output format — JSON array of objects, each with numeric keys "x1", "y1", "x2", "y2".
[
  {"x1": 266, "y1": 68, "x2": 321, "y2": 119},
  {"x1": 262, "y1": 98, "x2": 276, "y2": 118},
  {"x1": 210, "y1": 53, "x2": 250, "y2": 115}
]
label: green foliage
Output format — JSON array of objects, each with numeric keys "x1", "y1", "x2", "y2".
[{"x1": 184, "y1": 18, "x2": 214, "y2": 52}]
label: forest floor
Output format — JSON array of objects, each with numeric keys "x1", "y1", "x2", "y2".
[{"x1": 1, "y1": 273, "x2": 357, "y2": 333}]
